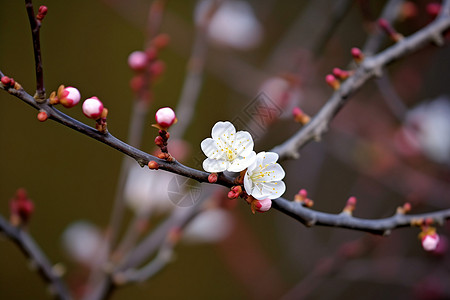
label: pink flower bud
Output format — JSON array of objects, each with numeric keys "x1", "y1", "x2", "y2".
[
  {"x1": 351, "y1": 47, "x2": 364, "y2": 63},
  {"x1": 128, "y1": 51, "x2": 148, "y2": 71},
  {"x1": 10, "y1": 188, "x2": 34, "y2": 225},
  {"x1": 251, "y1": 198, "x2": 272, "y2": 213},
  {"x1": 37, "y1": 111, "x2": 48, "y2": 122},
  {"x1": 82, "y1": 97, "x2": 104, "y2": 119},
  {"x1": 37, "y1": 6, "x2": 48, "y2": 21},
  {"x1": 325, "y1": 74, "x2": 340, "y2": 90},
  {"x1": 208, "y1": 173, "x2": 218, "y2": 183},
  {"x1": 422, "y1": 233, "x2": 440, "y2": 251},
  {"x1": 427, "y1": 3, "x2": 441, "y2": 18},
  {"x1": 155, "y1": 107, "x2": 176, "y2": 129},
  {"x1": 59, "y1": 86, "x2": 81, "y2": 108}
]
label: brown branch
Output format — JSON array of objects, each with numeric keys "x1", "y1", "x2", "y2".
[
  {"x1": 272, "y1": 197, "x2": 450, "y2": 235},
  {"x1": 271, "y1": 7, "x2": 450, "y2": 160},
  {"x1": 0, "y1": 214, "x2": 72, "y2": 300},
  {"x1": 25, "y1": 0, "x2": 46, "y2": 101}
]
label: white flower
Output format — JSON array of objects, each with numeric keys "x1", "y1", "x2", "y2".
[
  {"x1": 403, "y1": 97, "x2": 450, "y2": 163},
  {"x1": 244, "y1": 151, "x2": 286, "y2": 200},
  {"x1": 124, "y1": 163, "x2": 176, "y2": 214},
  {"x1": 201, "y1": 121, "x2": 256, "y2": 173},
  {"x1": 61, "y1": 221, "x2": 104, "y2": 265},
  {"x1": 195, "y1": 0, "x2": 263, "y2": 50},
  {"x1": 182, "y1": 208, "x2": 232, "y2": 244}
]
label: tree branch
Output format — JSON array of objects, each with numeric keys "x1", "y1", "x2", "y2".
[
  {"x1": 271, "y1": 7, "x2": 450, "y2": 160},
  {"x1": 0, "y1": 214, "x2": 72, "y2": 300},
  {"x1": 25, "y1": 0, "x2": 46, "y2": 101}
]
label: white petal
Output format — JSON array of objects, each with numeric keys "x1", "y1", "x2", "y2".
[
  {"x1": 250, "y1": 183, "x2": 271, "y2": 200},
  {"x1": 201, "y1": 138, "x2": 225, "y2": 160},
  {"x1": 251, "y1": 163, "x2": 285, "y2": 183},
  {"x1": 233, "y1": 131, "x2": 254, "y2": 157},
  {"x1": 211, "y1": 121, "x2": 236, "y2": 140},
  {"x1": 263, "y1": 181, "x2": 286, "y2": 199},
  {"x1": 260, "y1": 151, "x2": 279, "y2": 165},
  {"x1": 203, "y1": 158, "x2": 229, "y2": 173},
  {"x1": 243, "y1": 171, "x2": 253, "y2": 194},
  {"x1": 227, "y1": 151, "x2": 256, "y2": 172}
]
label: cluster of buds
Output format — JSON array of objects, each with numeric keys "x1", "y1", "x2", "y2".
[
  {"x1": 378, "y1": 18, "x2": 403, "y2": 42},
  {"x1": 292, "y1": 107, "x2": 310, "y2": 125},
  {"x1": 82, "y1": 97, "x2": 108, "y2": 133},
  {"x1": 294, "y1": 189, "x2": 314, "y2": 207},
  {"x1": 342, "y1": 196, "x2": 357, "y2": 215},
  {"x1": 36, "y1": 5, "x2": 48, "y2": 21},
  {"x1": 153, "y1": 107, "x2": 176, "y2": 160},
  {"x1": 1, "y1": 76, "x2": 21, "y2": 90},
  {"x1": 228, "y1": 186, "x2": 242, "y2": 199},
  {"x1": 9, "y1": 188, "x2": 34, "y2": 226},
  {"x1": 49, "y1": 85, "x2": 81, "y2": 108},
  {"x1": 128, "y1": 33, "x2": 169, "y2": 100},
  {"x1": 332, "y1": 68, "x2": 352, "y2": 80}
]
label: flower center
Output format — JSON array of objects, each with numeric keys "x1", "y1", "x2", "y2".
[{"x1": 226, "y1": 148, "x2": 236, "y2": 161}]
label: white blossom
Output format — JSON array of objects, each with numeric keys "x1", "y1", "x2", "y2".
[
  {"x1": 201, "y1": 121, "x2": 256, "y2": 173},
  {"x1": 124, "y1": 163, "x2": 177, "y2": 215},
  {"x1": 244, "y1": 151, "x2": 286, "y2": 200},
  {"x1": 182, "y1": 208, "x2": 232, "y2": 244},
  {"x1": 61, "y1": 221, "x2": 103, "y2": 264},
  {"x1": 195, "y1": 0, "x2": 263, "y2": 50}
]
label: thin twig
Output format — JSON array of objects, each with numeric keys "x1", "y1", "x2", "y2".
[
  {"x1": 25, "y1": 0, "x2": 46, "y2": 101},
  {"x1": 0, "y1": 214, "x2": 72, "y2": 300},
  {"x1": 271, "y1": 8, "x2": 450, "y2": 160}
]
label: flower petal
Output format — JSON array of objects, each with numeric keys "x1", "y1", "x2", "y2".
[
  {"x1": 259, "y1": 151, "x2": 279, "y2": 165},
  {"x1": 262, "y1": 181, "x2": 286, "y2": 199},
  {"x1": 233, "y1": 131, "x2": 254, "y2": 157},
  {"x1": 228, "y1": 151, "x2": 256, "y2": 172},
  {"x1": 251, "y1": 163, "x2": 285, "y2": 183},
  {"x1": 203, "y1": 158, "x2": 229, "y2": 173},
  {"x1": 250, "y1": 183, "x2": 271, "y2": 200},
  {"x1": 243, "y1": 172, "x2": 253, "y2": 195},
  {"x1": 211, "y1": 121, "x2": 236, "y2": 140},
  {"x1": 201, "y1": 138, "x2": 225, "y2": 160}
]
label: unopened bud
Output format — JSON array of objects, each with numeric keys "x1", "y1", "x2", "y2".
[
  {"x1": 343, "y1": 196, "x2": 357, "y2": 214},
  {"x1": 82, "y1": 97, "x2": 104, "y2": 119},
  {"x1": 155, "y1": 107, "x2": 176, "y2": 129},
  {"x1": 292, "y1": 107, "x2": 310, "y2": 125},
  {"x1": 325, "y1": 74, "x2": 340, "y2": 90},
  {"x1": 128, "y1": 51, "x2": 148, "y2": 71},
  {"x1": 10, "y1": 188, "x2": 34, "y2": 226},
  {"x1": 351, "y1": 47, "x2": 364, "y2": 63},
  {"x1": 400, "y1": 2, "x2": 418, "y2": 20},
  {"x1": 332, "y1": 68, "x2": 351, "y2": 80},
  {"x1": 37, "y1": 111, "x2": 48, "y2": 122},
  {"x1": 378, "y1": 18, "x2": 402, "y2": 42},
  {"x1": 426, "y1": 3, "x2": 441, "y2": 18},
  {"x1": 152, "y1": 33, "x2": 170, "y2": 49},
  {"x1": 149, "y1": 60, "x2": 166, "y2": 79},
  {"x1": 250, "y1": 198, "x2": 272, "y2": 214},
  {"x1": 155, "y1": 135, "x2": 164, "y2": 146},
  {"x1": 148, "y1": 160, "x2": 159, "y2": 170},
  {"x1": 36, "y1": 6, "x2": 48, "y2": 21},
  {"x1": 58, "y1": 86, "x2": 81, "y2": 108},
  {"x1": 422, "y1": 233, "x2": 440, "y2": 251},
  {"x1": 208, "y1": 173, "x2": 218, "y2": 183}
]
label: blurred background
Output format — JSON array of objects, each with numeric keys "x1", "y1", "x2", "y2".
[{"x1": 1, "y1": 0, "x2": 450, "y2": 299}]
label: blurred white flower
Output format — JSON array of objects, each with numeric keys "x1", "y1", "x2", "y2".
[
  {"x1": 182, "y1": 208, "x2": 233, "y2": 244},
  {"x1": 201, "y1": 121, "x2": 256, "y2": 173},
  {"x1": 402, "y1": 97, "x2": 450, "y2": 163},
  {"x1": 195, "y1": 0, "x2": 263, "y2": 50},
  {"x1": 62, "y1": 221, "x2": 103, "y2": 265},
  {"x1": 124, "y1": 163, "x2": 177, "y2": 214}
]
